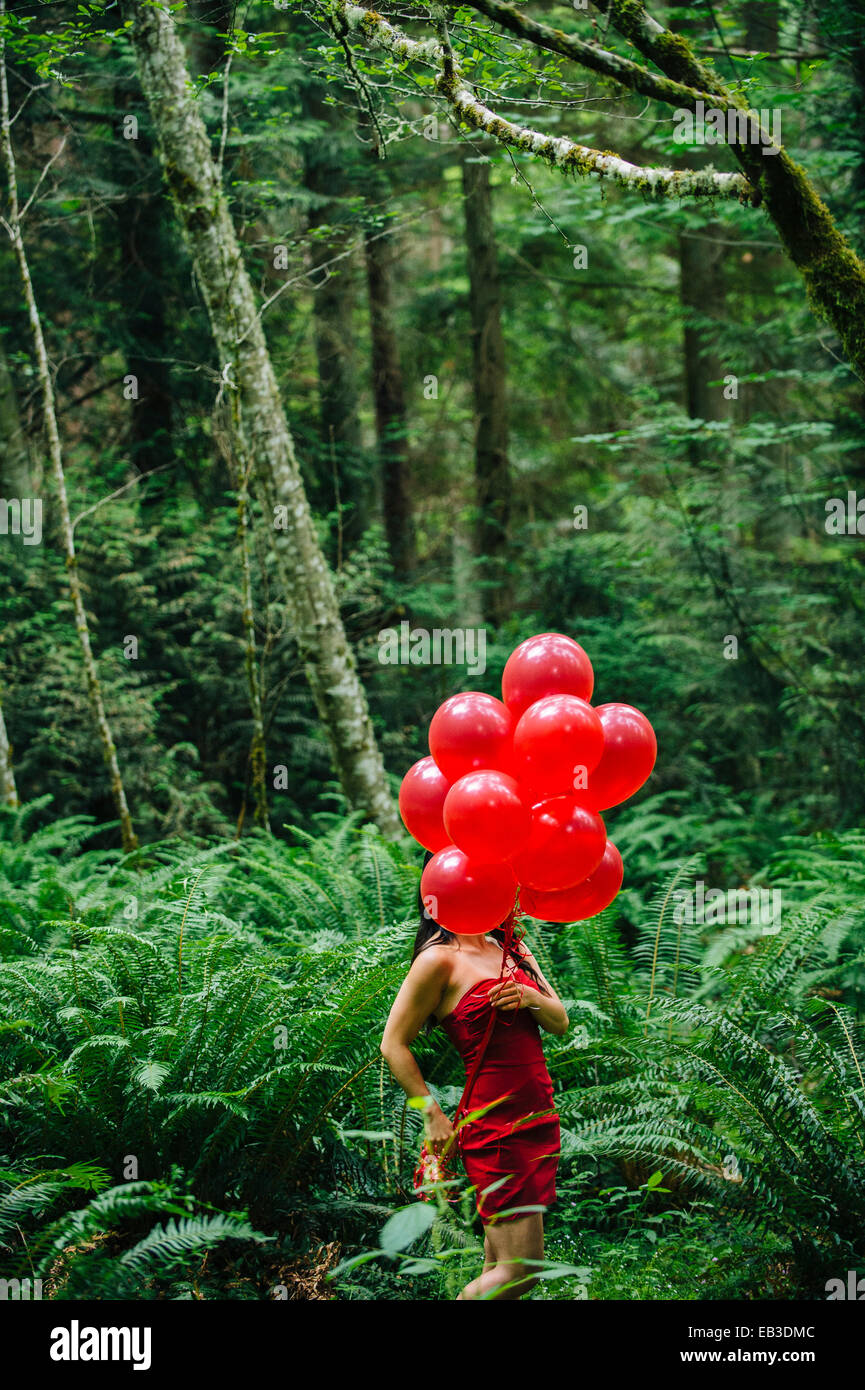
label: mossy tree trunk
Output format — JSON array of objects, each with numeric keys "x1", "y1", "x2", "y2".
[
  {"x1": 127, "y1": 0, "x2": 400, "y2": 837},
  {"x1": 0, "y1": 11, "x2": 139, "y2": 853}
]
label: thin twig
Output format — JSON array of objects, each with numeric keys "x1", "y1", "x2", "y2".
[
  {"x1": 19, "y1": 134, "x2": 67, "y2": 220},
  {"x1": 70, "y1": 463, "x2": 171, "y2": 536}
]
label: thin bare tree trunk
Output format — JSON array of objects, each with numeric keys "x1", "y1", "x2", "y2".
[
  {"x1": 222, "y1": 397, "x2": 270, "y2": 834},
  {"x1": 126, "y1": 0, "x2": 399, "y2": 837},
  {"x1": 0, "y1": 10, "x2": 138, "y2": 853},
  {"x1": 0, "y1": 690, "x2": 18, "y2": 808}
]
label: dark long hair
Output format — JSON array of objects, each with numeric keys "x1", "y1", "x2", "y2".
[{"x1": 413, "y1": 851, "x2": 548, "y2": 1021}]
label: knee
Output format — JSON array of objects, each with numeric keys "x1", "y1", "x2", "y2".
[
  {"x1": 459, "y1": 1262, "x2": 536, "y2": 1302},
  {"x1": 510, "y1": 1263, "x2": 539, "y2": 1297},
  {"x1": 494, "y1": 1261, "x2": 538, "y2": 1300}
]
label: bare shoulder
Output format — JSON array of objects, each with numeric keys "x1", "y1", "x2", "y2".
[{"x1": 407, "y1": 943, "x2": 455, "y2": 988}]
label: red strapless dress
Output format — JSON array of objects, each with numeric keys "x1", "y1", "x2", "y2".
[{"x1": 441, "y1": 966, "x2": 560, "y2": 1224}]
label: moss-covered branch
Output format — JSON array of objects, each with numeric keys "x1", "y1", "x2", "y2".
[
  {"x1": 334, "y1": 3, "x2": 753, "y2": 202},
  {"x1": 444, "y1": 81, "x2": 750, "y2": 199}
]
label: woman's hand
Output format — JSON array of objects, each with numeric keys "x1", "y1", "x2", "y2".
[
  {"x1": 425, "y1": 1100, "x2": 456, "y2": 1153},
  {"x1": 487, "y1": 977, "x2": 531, "y2": 1013}
]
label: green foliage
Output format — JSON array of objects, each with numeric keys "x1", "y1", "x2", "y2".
[
  {"x1": 0, "y1": 810, "x2": 429, "y2": 1296},
  {"x1": 1, "y1": 810, "x2": 863, "y2": 1299}
]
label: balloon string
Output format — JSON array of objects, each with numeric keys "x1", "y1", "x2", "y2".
[
  {"x1": 495, "y1": 890, "x2": 521, "y2": 1029},
  {"x1": 453, "y1": 891, "x2": 523, "y2": 1134}
]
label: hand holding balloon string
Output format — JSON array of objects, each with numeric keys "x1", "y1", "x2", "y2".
[{"x1": 487, "y1": 976, "x2": 537, "y2": 1013}]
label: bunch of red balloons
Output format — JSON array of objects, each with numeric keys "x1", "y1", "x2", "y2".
[{"x1": 399, "y1": 633, "x2": 656, "y2": 934}]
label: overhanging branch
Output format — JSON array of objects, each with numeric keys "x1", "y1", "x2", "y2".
[
  {"x1": 331, "y1": 3, "x2": 754, "y2": 203},
  {"x1": 587, "y1": 0, "x2": 865, "y2": 382},
  {"x1": 442, "y1": 82, "x2": 750, "y2": 199}
]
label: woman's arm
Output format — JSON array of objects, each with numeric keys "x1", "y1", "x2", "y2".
[
  {"x1": 487, "y1": 945, "x2": 569, "y2": 1035},
  {"x1": 380, "y1": 949, "x2": 454, "y2": 1150}
]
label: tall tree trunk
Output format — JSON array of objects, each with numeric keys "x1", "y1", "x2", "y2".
[
  {"x1": 678, "y1": 227, "x2": 732, "y2": 430},
  {"x1": 219, "y1": 397, "x2": 270, "y2": 834},
  {"x1": 304, "y1": 90, "x2": 366, "y2": 547},
  {"x1": 742, "y1": 0, "x2": 779, "y2": 51},
  {"x1": 667, "y1": 10, "x2": 731, "y2": 438},
  {"x1": 0, "y1": 689, "x2": 18, "y2": 809},
  {"x1": 0, "y1": 14, "x2": 139, "y2": 853},
  {"x1": 0, "y1": 333, "x2": 34, "y2": 497},
  {"x1": 462, "y1": 148, "x2": 512, "y2": 626},
  {"x1": 307, "y1": 242, "x2": 362, "y2": 468},
  {"x1": 113, "y1": 76, "x2": 173, "y2": 489},
  {"x1": 126, "y1": 0, "x2": 399, "y2": 837},
  {"x1": 365, "y1": 223, "x2": 415, "y2": 574}
]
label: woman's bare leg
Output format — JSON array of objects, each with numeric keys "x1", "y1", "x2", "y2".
[{"x1": 457, "y1": 1213, "x2": 544, "y2": 1301}]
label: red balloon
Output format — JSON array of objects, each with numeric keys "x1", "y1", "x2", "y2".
[
  {"x1": 513, "y1": 694, "x2": 604, "y2": 799},
  {"x1": 521, "y1": 842, "x2": 624, "y2": 922},
  {"x1": 511, "y1": 795, "x2": 606, "y2": 892},
  {"x1": 399, "y1": 756, "x2": 451, "y2": 852},
  {"x1": 502, "y1": 633, "x2": 594, "y2": 719},
  {"x1": 576, "y1": 704, "x2": 657, "y2": 811},
  {"x1": 429, "y1": 692, "x2": 514, "y2": 783},
  {"x1": 421, "y1": 847, "x2": 517, "y2": 936},
  {"x1": 443, "y1": 770, "x2": 531, "y2": 864}
]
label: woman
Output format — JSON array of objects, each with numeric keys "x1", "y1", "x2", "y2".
[{"x1": 380, "y1": 860, "x2": 568, "y2": 1301}]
